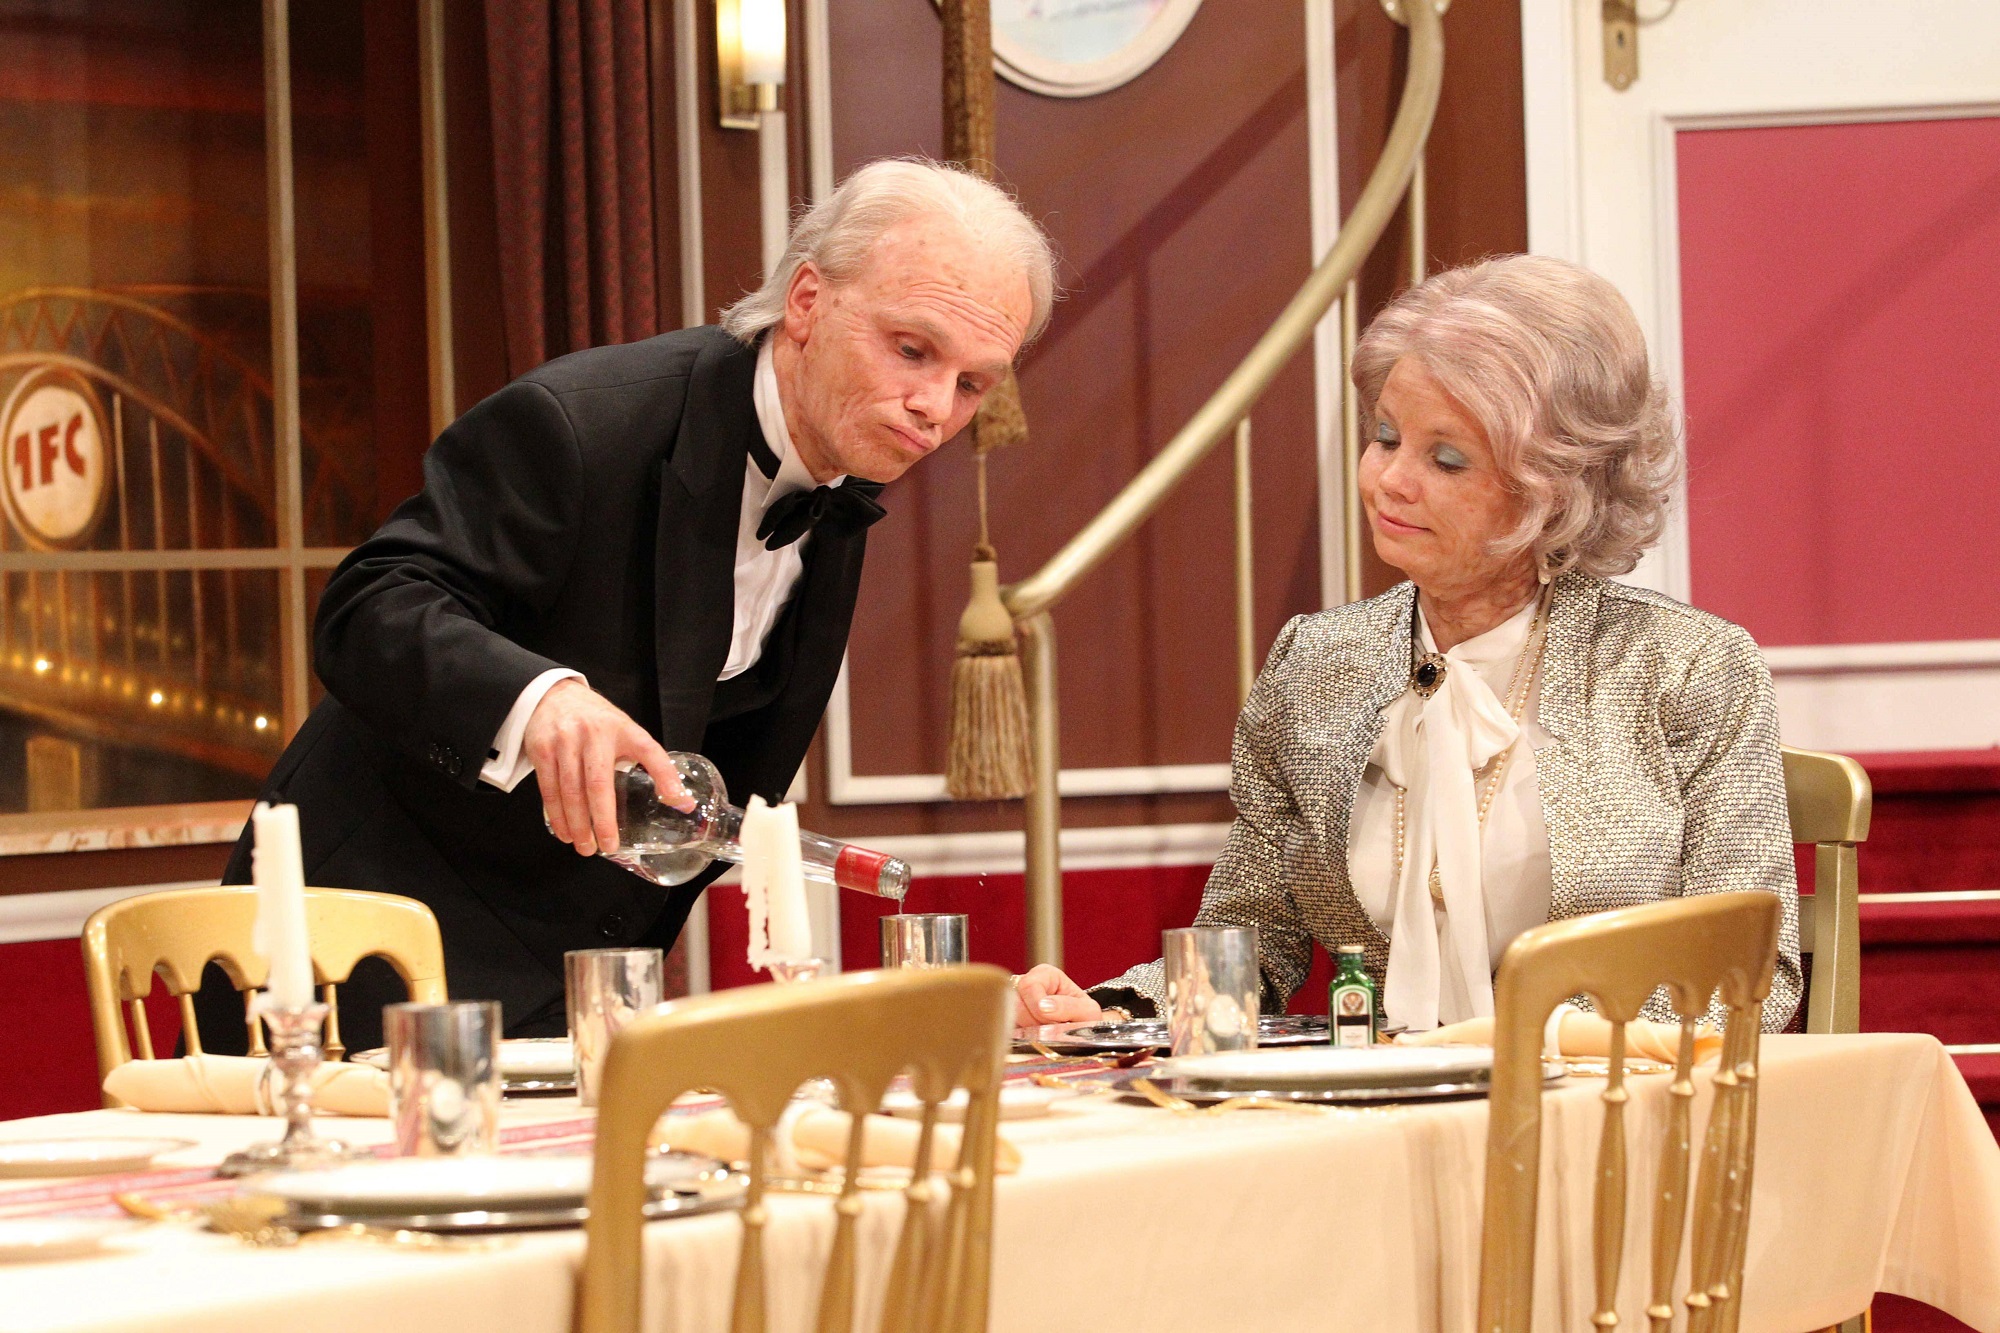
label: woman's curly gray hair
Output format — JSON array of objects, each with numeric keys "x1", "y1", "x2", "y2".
[
  {"x1": 720, "y1": 157, "x2": 1057, "y2": 347},
  {"x1": 1350, "y1": 254, "x2": 1679, "y2": 579}
]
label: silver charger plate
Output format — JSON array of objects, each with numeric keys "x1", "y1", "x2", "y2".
[
  {"x1": 493, "y1": 1078, "x2": 577, "y2": 1096},
  {"x1": 1022, "y1": 1014, "x2": 1332, "y2": 1054},
  {"x1": 278, "y1": 1182, "x2": 746, "y2": 1234},
  {"x1": 1113, "y1": 1061, "x2": 1566, "y2": 1106},
  {"x1": 349, "y1": 1042, "x2": 578, "y2": 1096}
]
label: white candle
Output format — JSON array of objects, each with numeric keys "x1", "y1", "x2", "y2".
[
  {"x1": 742, "y1": 795, "x2": 811, "y2": 972},
  {"x1": 764, "y1": 801, "x2": 812, "y2": 963},
  {"x1": 251, "y1": 802, "x2": 314, "y2": 1009},
  {"x1": 743, "y1": 796, "x2": 774, "y2": 972}
]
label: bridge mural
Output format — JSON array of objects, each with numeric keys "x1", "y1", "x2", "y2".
[{"x1": 0, "y1": 287, "x2": 363, "y2": 802}]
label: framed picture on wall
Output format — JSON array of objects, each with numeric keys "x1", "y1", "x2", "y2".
[{"x1": 989, "y1": 0, "x2": 1204, "y2": 98}]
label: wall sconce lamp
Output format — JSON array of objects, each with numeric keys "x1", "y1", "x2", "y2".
[{"x1": 718, "y1": 0, "x2": 785, "y2": 130}]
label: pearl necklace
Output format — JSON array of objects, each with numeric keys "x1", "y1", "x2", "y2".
[{"x1": 1389, "y1": 585, "x2": 1552, "y2": 909}]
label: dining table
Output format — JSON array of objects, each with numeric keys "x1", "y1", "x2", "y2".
[{"x1": 0, "y1": 1032, "x2": 1996, "y2": 1333}]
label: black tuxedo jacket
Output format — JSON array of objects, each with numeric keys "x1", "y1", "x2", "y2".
[{"x1": 197, "y1": 326, "x2": 880, "y2": 1051}]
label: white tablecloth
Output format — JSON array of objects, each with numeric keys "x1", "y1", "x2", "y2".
[{"x1": 0, "y1": 1034, "x2": 1994, "y2": 1333}]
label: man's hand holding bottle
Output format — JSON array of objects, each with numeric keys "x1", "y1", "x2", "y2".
[{"x1": 525, "y1": 678, "x2": 693, "y2": 857}]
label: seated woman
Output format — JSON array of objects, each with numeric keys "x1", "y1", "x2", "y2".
[{"x1": 1017, "y1": 254, "x2": 1800, "y2": 1035}]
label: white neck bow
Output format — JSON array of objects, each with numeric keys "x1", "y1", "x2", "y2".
[{"x1": 1375, "y1": 605, "x2": 1533, "y2": 1032}]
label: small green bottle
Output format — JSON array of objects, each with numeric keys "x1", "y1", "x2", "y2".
[{"x1": 1328, "y1": 944, "x2": 1379, "y2": 1048}]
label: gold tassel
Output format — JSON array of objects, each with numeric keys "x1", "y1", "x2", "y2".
[
  {"x1": 974, "y1": 367, "x2": 1028, "y2": 451},
  {"x1": 944, "y1": 375, "x2": 1033, "y2": 800},
  {"x1": 941, "y1": 4, "x2": 1030, "y2": 802},
  {"x1": 946, "y1": 559, "x2": 1030, "y2": 800}
]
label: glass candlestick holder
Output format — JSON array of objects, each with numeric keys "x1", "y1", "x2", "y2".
[
  {"x1": 217, "y1": 1000, "x2": 361, "y2": 1177},
  {"x1": 766, "y1": 957, "x2": 829, "y2": 985},
  {"x1": 765, "y1": 958, "x2": 837, "y2": 1103}
]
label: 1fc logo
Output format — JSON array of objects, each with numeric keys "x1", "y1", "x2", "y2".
[{"x1": 0, "y1": 367, "x2": 109, "y2": 549}]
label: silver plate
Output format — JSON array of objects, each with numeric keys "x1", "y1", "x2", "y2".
[
  {"x1": 347, "y1": 1047, "x2": 577, "y2": 1096},
  {"x1": 499, "y1": 1078, "x2": 577, "y2": 1096},
  {"x1": 1114, "y1": 1062, "x2": 1566, "y2": 1106},
  {"x1": 278, "y1": 1175, "x2": 747, "y2": 1233},
  {"x1": 1022, "y1": 1014, "x2": 1333, "y2": 1054}
]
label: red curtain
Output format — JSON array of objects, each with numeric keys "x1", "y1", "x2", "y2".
[{"x1": 484, "y1": 0, "x2": 659, "y2": 376}]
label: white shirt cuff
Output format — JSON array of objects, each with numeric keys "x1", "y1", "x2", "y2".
[{"x1": 479, "y1": 668, "x2": 586, "y2": 792}]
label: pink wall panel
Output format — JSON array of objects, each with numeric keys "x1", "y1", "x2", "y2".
[{"x1": 1676, "y1": 116, "x2": 2000, "y2": 647}]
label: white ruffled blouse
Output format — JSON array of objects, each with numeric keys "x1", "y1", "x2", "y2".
[{"x1": 1345, "y1": 595, "x2": 1553, "y2": 1032}]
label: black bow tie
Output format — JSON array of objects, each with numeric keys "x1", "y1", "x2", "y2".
[{"x1": 757, "y1": 483, "x2": 886, "y2": 551}]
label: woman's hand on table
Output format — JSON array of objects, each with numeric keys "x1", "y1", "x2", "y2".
[{"x1": 1010, "y1": 965, "x2": 1102, "y2": 1030}]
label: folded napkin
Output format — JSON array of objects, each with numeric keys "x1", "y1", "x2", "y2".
[
  {"x1": 1399, "y1": 1013, "x2": 1724, "y2": 1064},
  {"x1": 103, "y1": 1055, "x2": 391, "y2": 1116},
  {"x1": 656, "y1": 1104, "x2": 1021, "y2": 1176}
]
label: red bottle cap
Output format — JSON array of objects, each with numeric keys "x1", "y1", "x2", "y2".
[{"x1": 834, "y1": 845, "x2": 893, "y2": 893}]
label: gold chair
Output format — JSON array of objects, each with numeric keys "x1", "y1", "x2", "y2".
[
  {"x1": 577, "y1": 965, "x2": 1013, "y2": 1333},
  {"x1": 1781, "y1": 747, "x2": 1873, "y2": 1333},
  {"x1": 82, "y1": 884, "x2": 447, "y2": 1100},
  {"x1": 1781, "y1": 745, "x2": 1871, "y2": 1036},
  {"x1": 1479, "y1": 890, "x2": 1782, "y2": 1333}
]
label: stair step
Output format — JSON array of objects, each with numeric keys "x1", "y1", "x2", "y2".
[
  {"x1": 1853, "y1": 750, "x2": 2000, "y2": 894},
  {"x1": 1947, "y1": 1051, "x2": 2000, "y2": 1145},
  {"x1": 1860, "y1": 895, "x2": 2000, "y2": 945}
]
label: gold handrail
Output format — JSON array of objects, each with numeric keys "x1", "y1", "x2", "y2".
[
  {"x1": 1001, "y1": 0, "x2": 1447, "y2": 966},
  {"x1": 1000, "y1": 0, "x2": 1444, "y2": 623}
]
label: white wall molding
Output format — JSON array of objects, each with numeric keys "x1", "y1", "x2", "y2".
[
  {"x1": 1764, "y1": 640, "x2": 2000, "y2": 675},
  {"x1": 1519, "y1": 0, "x2": 1579, "y2": 261},
  {"x1": 672, "y1": 0, "x2": 704, "y2": 327},
  {"x1": 757, "y1": 111, "x2": 790, "y2": 275},
  {"x1": 1658, "y1": 100, "x2": 2000, "y2": 133},
  {"x1": 1776, "y1": 665, "x2": 2000, "y2": 754},
  {"x1": 802, "y1": 0, "x2": 834, "y2": 204},
  {"x1": 0, "y1": 881, "x2": 213, "y2": 945},
  {"x1": 1306, "y1": 0, "x2": 1346, "y2": 610}
]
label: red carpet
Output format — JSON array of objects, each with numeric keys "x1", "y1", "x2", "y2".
[{"x1": 1848, "y1": 752, "x2": 2000, "y2": 1333}]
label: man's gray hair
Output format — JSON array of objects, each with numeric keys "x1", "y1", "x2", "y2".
[{"x1": 719, "y1": 157, "x2": 1057, "y2": 347}]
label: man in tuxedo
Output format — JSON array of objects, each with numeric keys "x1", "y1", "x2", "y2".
[{"x1": 197, "y1": 159, "x2": 1054, "y2": 1051}]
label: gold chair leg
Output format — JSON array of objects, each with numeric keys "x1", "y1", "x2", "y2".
[
  {"x1": 321, "y1": 983, "x2": 344, "y2": 1062},
  {"x1": 245, "y1": 990, "x2": 269, "y2": 1057}
]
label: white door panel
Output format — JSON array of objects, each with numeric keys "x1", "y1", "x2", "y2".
[{"x1": 1523, "y1": 0, "x2": 2000, "y2": 751}]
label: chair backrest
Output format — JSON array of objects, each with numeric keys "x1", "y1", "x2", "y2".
[
  {"x1": 1781, "y1": 745, "x2": 1871, "y2": 1034},
  {"x1": 578, "y1": 965, "x2": 1013, "y2": 1333},
  {"x1": 1478, "y1": 891, "x2": 1782, "y2": 1333},
  {"x1": 82, "y1": 885, "x2": 447, "y2": 1096}
]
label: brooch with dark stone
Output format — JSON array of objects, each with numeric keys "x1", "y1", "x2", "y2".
[{"x1": 1412, "y1": 652, "x2": 1448, "y2": 699}]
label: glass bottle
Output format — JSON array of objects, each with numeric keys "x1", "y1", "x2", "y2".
[
  {"x1": 1328, "y1": 944, "x2": 1379, "y2": 1048},
  {"x1": 593, "y1": 752, "x2": 911, "y2": 901}
]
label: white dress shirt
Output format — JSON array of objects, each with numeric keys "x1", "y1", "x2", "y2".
[
  {"x1": 479, "y1": 338, "x2": 842, "y2": 791},
  {"x1": 1345, "y1": 596, "x2": 1553, "y2": 1030}
]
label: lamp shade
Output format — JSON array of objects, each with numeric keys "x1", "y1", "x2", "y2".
[{"x1": 739, "y1": 0, "x2": 786, "y2": 86}]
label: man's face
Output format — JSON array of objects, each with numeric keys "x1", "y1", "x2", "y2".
[{"x1": 776, "y1": 215, "x2": 1034, "y2": 484}]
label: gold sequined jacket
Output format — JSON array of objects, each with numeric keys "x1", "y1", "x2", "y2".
[{"x1": 1098, "y1": 573, "x2": 1802, "y2": 1031}]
